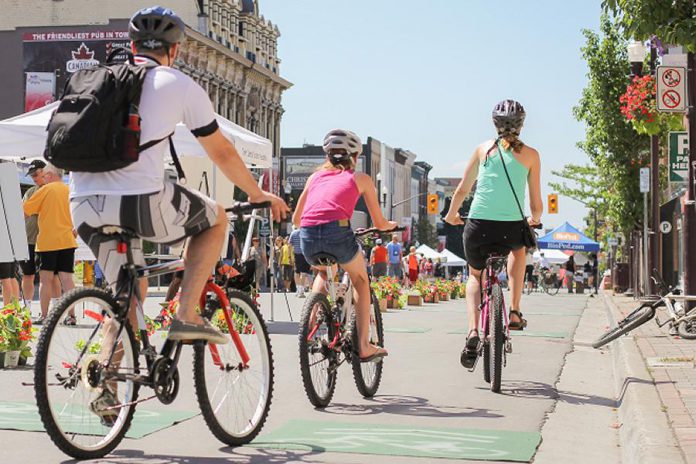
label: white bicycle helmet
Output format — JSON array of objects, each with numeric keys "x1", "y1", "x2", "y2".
[{"x1": 322, "y1": 129, "x2": 363, "y2": 162}]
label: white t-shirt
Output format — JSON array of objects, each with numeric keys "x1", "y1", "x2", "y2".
[{"x1": 70, "y1": 56, "x2": 217, "y2": 198}]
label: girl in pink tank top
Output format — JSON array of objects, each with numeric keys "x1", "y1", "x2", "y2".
[{"x1": 293, "y1": 129, "x2": 397, "y2": 362}]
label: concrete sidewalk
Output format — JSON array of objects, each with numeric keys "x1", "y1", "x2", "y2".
[{"x1": 604, "y1": 293, "x2": 695, "y2": 463}]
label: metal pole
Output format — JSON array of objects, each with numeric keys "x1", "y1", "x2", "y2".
[
  {"x1": 643, "y1": 193, "x2": 649, "y2": 296},
  {"x1": 685, "y1": 51, "x2": 696, "y2": 308},
  {"x1": 650, "y1": 47, "x2": 660, "y2": 296}
]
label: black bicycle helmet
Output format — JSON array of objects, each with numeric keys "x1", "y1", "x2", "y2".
[
  {"x1": 492, "y1": 99, "x2": 526, "y2": 136},
  {"x1": 129, "y1": 6, "x2": 185, "y2": 50}
]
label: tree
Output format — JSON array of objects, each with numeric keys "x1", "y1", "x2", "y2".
[
  {"x1": 574, "y1": 15, "x2": 651, "y2": 242},
  {"x1": 603, "y1": 0, "x2": 696, "y2": 51},
  {"x1": 415, "y1": 215, "x2": 439, "y2": 249},
  {"x1": 549, "y1": 164, "x2": 607, "y2": 239}
]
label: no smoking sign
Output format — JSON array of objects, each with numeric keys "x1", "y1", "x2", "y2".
[{"x1": 657, "y1": 66, "x2": 686, "y2": 112}]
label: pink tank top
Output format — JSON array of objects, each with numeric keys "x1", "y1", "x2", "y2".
[{"x1": 301, "y1": 169, "x2": 360, "y2": 227}]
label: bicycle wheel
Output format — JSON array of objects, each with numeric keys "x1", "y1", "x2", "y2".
[
  {"x1": 351, "y1": 289, "x2": 385, "y2": 397},
  {"x1": 194, "y1": 288, "x2": 273, "y2": 446},
  {"x1": 677, "y1": 320, "x2": 696, "y2": 340},
  {"x1": 544, "y1": 277, "x2": 560, "y2": 296},
  {"x1": 34, "y1": 287, "x2": 139, "y2": 459},
  {"x1": 592, "y1": 304, "x2": 655, "y2": 348},
  {"x1": 298, "y1": 292, "x2": 337, "y2": 408},
  {"x1": 488, "y1": 284, "x2": 504, "y2": 393}
]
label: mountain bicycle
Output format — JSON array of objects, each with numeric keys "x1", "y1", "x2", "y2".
[
  {"x1": 298, "y1": 226, "x2": 404, "y2": 408},
  {"x1": 34, "y1": 202, "x2": 273, "y2": 459},
  {"x1": 593, "y1": 269, "x2": 696, "y2": 348}
]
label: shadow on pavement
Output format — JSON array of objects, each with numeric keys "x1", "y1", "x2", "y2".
[
  {"x1": 265, "y1": 321, "x2": 299, "y2": 335},
  {"x1": 83, "y1": 448, "x2": 326, "y2": 463},
  {"x1": 495, "y1": 380, "x2": 619, "y2": 407},
  {"x1": 318, "y1": 394, "x2": 503, "y2": 419}
]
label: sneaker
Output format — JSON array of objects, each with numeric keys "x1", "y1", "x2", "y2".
[
  {"x1": 167, "y1": 319, "x2": 229, "y2": 345},
  {"x1": 63, "y1": 315, "x2": 77, "y2": 326},
  {"x1": 89, "y1": 388, "x2": 120, "y2": 427},
  {"x1": 298, "y1": 291, "x2": 306, "y2": 299}
]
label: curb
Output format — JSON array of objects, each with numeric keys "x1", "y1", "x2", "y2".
[{"x1": 601, "y1": 293, "x2": 684, "y2": 463}]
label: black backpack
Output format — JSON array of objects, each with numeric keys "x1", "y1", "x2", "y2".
[{"x1": 43, "y1": 50, "x2": 183, "y2": 177}]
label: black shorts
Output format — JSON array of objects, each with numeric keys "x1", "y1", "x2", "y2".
[
  {"x1": 38, "y1": 248, "x2": 76, "y2": 273},
  {"x1": 294, "y1": 253, "x2": 311, "y2": 274},
  {"x1": 463, "y1": 219, "x2": 526, "y2": 270},
  {"x1": 19, "y1": 244, "x2": 38, "y2": 276},
  {"x1": 0, "y1": 262, "x2": 18, "y2": 280},
  {"x1": 525, "y1": 264, "x2": 534, "y2": 280}
]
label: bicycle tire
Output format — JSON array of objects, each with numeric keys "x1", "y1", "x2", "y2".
[
  {"x1": 298, "y1": 292, "x2": 337, "y2": 408},
  {"x1": 677, "y1": 320, "x2": 696, "y2": 340},
  {"x1": 592, "y1": 304, "x2": 655, "y2": 349},
  {"x1": 489, "y1": 284, "x2": 504, "y2": 393},
  {"x1": 544, "y1": 278, "x2": 560, "y2": 296},
  {"x1": 194, "y1": 289, "x2": 273, "y2": 446},
  {"x1": 351, "y1": 289, "x2": 385, "y2": 397},
  {"x1": 34, "y1": 287, "x2": 139, "y2": 459}
]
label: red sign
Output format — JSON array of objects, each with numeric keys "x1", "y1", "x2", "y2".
[
  {"x1": 662, "y1": 69, "x2": 681, "y2": 87},
  {"x1": 662, "y1": 90, "x2": 681, "y2": 109}
]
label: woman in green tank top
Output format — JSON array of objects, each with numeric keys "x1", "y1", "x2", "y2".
[{"x1": 443, "y1": 100, "x2": 542, "y2": 369}]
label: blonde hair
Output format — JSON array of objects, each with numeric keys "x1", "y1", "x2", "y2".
[
  {"x1": 319, "y1": 149, "x2": 357, "y2": 171},
  {"x1": 500, "y1": 134, "x2": 524, "y2": 152}
]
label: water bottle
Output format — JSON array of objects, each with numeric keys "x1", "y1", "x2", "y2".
[{"x1": 122, "y1": 105, "x2": 141, "y2": 162}]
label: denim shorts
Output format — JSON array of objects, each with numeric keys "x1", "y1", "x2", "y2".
[{"x1": 300, "y1": 221, "x2": 360, "y2": 266}]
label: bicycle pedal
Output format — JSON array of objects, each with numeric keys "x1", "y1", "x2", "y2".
[{"x1": 505, "y1": 340, "x2": 513, "y2": 353}]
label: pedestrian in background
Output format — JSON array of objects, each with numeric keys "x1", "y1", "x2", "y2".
[
  {"x1": 386, "y1": 234, "x2": 403, "y2": 279},
  {"x1": 565, "y1": 255, "x2": 576, "y2": 294},
  {"x1": 250, "y1": 237, "x2": 266, "y2": 292},
  {"x1": 370, "y1": 238, "x2": 388, "y2": 278},
  {"x1": 23, "y1": 163, "x2": 77, "y2": 324},
  {"x1": 280, "y1": 236, "x2": 294, "y2": 292},
  {"x1": 0, "y1": 261, "x2": 20, "y2": 306},
  {"x1": 289, "y1": 226, "x2": 310, "y2": 297},
  {"x1": 408, "y1": 246, "x2": 419, "y2": 285},
  {"x1": 20, "y1": 160, "x2": 47, "y2": 307}
]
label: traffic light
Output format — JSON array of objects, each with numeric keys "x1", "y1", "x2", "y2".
[
  {"x1": 427, "y1": 194, "x2": 439, "y2": 214},
  {"x1": 548, "y1": 194, "x2": 558, "y2": 214}
]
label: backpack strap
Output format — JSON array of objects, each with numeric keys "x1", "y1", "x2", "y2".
[{"x1": 138, "y1": 133, "x2": 186, "y2": 182}]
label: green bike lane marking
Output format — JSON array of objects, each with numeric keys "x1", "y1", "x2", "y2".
[
  {"x1": 248, "y1": 419, "x2": 540, "y2": 462},
  {"x1": 0, "y1": 401, "x2": 197, "y2": 439},
  {"x1": 446, "y1": 329, "x2": 569, "y2": 338}
]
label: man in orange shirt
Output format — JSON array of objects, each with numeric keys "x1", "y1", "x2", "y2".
[
  {"x1": 23, "y1": 163, "x2": 78, "y2": 323},
  {"x1": 370, "y1": 239, "x2": 388, "y2": 278}
]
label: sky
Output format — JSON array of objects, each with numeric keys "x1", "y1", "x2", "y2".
[{"x1": 261, "y1": 0, "x2": 604, "y2": 231}]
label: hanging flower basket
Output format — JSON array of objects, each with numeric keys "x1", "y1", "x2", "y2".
[{"x1": 620, "y1": 75, "x2": 684, "y2": 136}]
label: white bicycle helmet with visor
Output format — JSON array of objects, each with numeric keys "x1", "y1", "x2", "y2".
[
  {"x1": 492, "y1": 100, "x2": 526, "y2": 137},
  {"x1": 323, "y1": 129, "x2": 362, "y2": 163},
  {"x1": 129, "y1": 6, "x2": 185, "y2": 51}
]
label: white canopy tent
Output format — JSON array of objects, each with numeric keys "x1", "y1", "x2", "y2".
[
  {"x1": 0, "y1": 102, "x2": 272, "y2": 168},
  {"x1": 533, "y1": 249, "x2": 570, "y2": 265},
  {"x1": 439, "y1": 248, "x2": 467, "y2": 267},
  {"x1": 415, "y1": 244, "x2": 440, "y2": 260}
]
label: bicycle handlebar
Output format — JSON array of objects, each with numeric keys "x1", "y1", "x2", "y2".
[
  {"x1": 224, "y1": 201, "x2": 271, "y2": 214},
  {"x1": 355, "y1": 226, "x2": 407, "y2": 237}
]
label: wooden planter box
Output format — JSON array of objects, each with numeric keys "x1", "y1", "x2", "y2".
[
  {"x1": 387, "y1": 298, "x2": 399, "y2": 309},
  {"x1": 378, "y1": 299, "x2": 388, "y2": 312},
  {"x1": 407, "y1": 294, "x2": 423, "y2": 306},
  {"x1": 439, "y1": 293, "x2": 449, "y2": 301}
]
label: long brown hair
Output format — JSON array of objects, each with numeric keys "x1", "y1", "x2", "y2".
[{"x1": 486, "y1": 134, "x2": 525, "y2": 158}]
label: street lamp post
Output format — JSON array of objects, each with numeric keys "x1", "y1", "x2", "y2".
[
  {"x1": 684, "y1": 51, "x2": 696, "y2": 308},
  {"x1": 627, "y1": 40, "x2": 659, "y2": 296}
]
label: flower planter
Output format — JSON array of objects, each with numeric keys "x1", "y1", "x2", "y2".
[
  {"x1": 378, "y1": 299, "x2": 388, "y2": 313},
  {"x1": 451, "y1": 293, "x2": 458, "y2": 300},
  {"x1": 387, "y1": 299, "x2": 399, "y2": 309},
  {"x1": 439, "y1": 293, "x2": 449, "y2": 301},
  {"x1": 407, "y1": 295, "x2": 423, "y2": 306},
  {"x1": 3, "y1": 350, "x2": 20, "y2": 368}
]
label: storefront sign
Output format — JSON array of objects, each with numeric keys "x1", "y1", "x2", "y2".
[
  {"x1": 670, "y1": 131, "x2": 689, "y2": 183},
  {"x1": 24, "y1": 72, "x2": 55, "y2": 111}
]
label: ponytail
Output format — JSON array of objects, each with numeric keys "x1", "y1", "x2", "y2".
[{"x1": 501, "y1": 134, "x2": 525, "y2": 152}]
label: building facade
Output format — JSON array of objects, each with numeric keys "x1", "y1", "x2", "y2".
[{"x1": 0, "y1": 0, "x2": 291, "y2": 159}]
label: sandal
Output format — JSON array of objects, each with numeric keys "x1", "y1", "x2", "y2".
[
  {"x1": 508, "y1": 310, "x2": 527, "y2": 331},
  {"x1": 460, "y1": 330, "x2": 480, "y2": 368},
  {"x1": 359, "y1": 347, "x2": 388, "y2": 363}
]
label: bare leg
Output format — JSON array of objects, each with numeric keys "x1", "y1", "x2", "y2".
[
  {"x1": 507, "y1": 248, "x2": 526, "y2": 311},
  {"x1": 38, "y1": 270, "x2": 54, "y2": 317},
  {"x1": 52, "y1": 274, "x2": 61, "y2": 298},
  {"x1": 22, "y1": 274, "x2": 35, "y2": 303},
  {"x1": 1, "y1": 278, "x2": 19, "y2": 305},
  {"x1": 177, "y1": 206, "x2": 226, "y2": 324},
  {"x1": 58, "y1": 272, "x2": 76, "y2": 317},
  {"x1": 165, "y1": 276, "x2": 182, "y2": 302},
  {"x1": 340, "y1": 253, "x2": 386, "y2": 358},
  {"x1": 466, "y1": 266, "x2": 483, "y2": 334}
]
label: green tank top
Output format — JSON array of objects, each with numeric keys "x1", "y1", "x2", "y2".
[{"x1": 468, "y1": 142, "x2": 529, "y2": 221}]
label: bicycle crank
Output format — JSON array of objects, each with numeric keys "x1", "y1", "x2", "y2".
[{"x1": 151, "y1": 358, "x2": 180, "y2": 405}]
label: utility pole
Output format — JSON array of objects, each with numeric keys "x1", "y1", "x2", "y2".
[
  {"x1": 649, "y1": 47, "x2": 660, "y2": 296},
  {"x1": 685, "y1": 51, "x2": 696, "y2": 307}
]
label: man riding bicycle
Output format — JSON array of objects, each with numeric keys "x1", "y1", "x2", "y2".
[{"x1": 70, "y1": 6, "x2": 288, "y2": 345}]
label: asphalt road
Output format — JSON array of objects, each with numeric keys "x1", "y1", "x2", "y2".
[{"x1": 0, "y1": 289, "x2": 607, "y2": 464}]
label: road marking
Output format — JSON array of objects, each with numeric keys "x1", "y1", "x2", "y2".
[{"x1": 249, "y1": 419, "x2": 540, "y2": 461}]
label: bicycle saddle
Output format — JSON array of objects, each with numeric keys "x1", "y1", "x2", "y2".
[
  {"x1": 96, "y1": 225, "x2": 139, "y2": 240},
  {"x1": 311, "y1": 253, "x2": 338, "y2": 267}
]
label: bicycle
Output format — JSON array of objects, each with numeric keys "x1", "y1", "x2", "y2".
[
  {"x1": 593, "y1": 269, "x2": 696, "y2": 348},
  {"x1": 34, "y1": 201, "x2": 274, "y2": 459},
  {"x1": 524, "y1": 266, "x2": 559, "y2": 296},
  {"x1": 298, "y1": 226, "x2": 404, "y2": 408}
]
